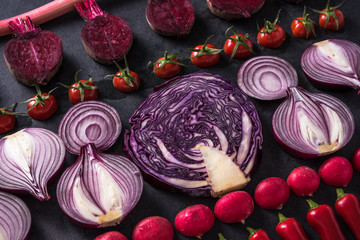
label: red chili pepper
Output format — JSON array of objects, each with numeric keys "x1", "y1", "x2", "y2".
[
  {"x1": 335, "y1": 188, "x2": 360, "y2": 239},
  {"x1": 276, "y1": 213, "x2": 309, "y2": 240},
  {"x1": 246, "y1": 226, "x2": 272, "y2": 240},
  {"x1": 306, "y1": 199, "x2": 345, "y2": 240}
]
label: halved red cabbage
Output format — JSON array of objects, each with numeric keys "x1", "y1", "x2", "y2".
[{"x1": 124, "y1": 72, "x2": 263, "y2": 198}]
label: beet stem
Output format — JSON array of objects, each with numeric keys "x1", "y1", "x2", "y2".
[{"x1": 0, "y1": 0, "x2": 83, "y2": 37}]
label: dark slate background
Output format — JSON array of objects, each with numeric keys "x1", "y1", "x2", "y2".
[{"x1": 1, "y1": 0, "x2": 360, "y2": 239}]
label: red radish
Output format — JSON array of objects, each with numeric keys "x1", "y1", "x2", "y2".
[
  {"x1": 0, "y1": 0, "x2": 83, "y2": 37},
  {"x1": 174, "y1": 204, "x2": 215, "y2": 238},
  {"x1": 146, "y1": 0, "x2": 195, "y2": 37},
  {"x1": 214, "y1": 191, "x2": 254, "y2": 223},
  {"x1": 94, "y1": 231, "x2": 128, "y2": 240},
  {"x1": 318, "y1": 156, "x2": 353, "y2": 187},
  {"x1": 4, "y1": 16, "x2": 62, "y2": 86},
  {"x1": 75, "y1": 0, "x2": 132, "y2": 65},
  {"x1": 206, "y1": 0, "x2": 265, "y2": 20},
  {"x1": 255, "y1": 177, "x2": 290, "y2": 209},
  {"x1": 352, "y1": 147, "x2": 360, "y2": 173},
  {"x1": 132, "y1": 216, "x2": 174, "y2": 240},
  {"x1": 287, "y1": 166, "x2": 320, "y2": 196}
]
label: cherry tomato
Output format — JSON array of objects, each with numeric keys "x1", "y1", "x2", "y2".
[
  {"x1": 27, "y1": 92, "x2": 58, "y2": 120},
  {"x1": 257, "y1": 10, "x2": 286, "y2": 48},
  {"x1": 191, "y1": 44, "x2": 220, "y2": 68},
  {"x1": 0, "y1": 109, "x2": 16, "y2": 134},
  {"x1": 224, "y1": 27, "x2": 253, "y2": 59},
  {"x1": 291, "y1": 17, "x2": 315, "y2": 39},
  {"x1": 257, "y1": 24, "x2": 286, "y2": 48},
  {"x1": 190, "y1": 36, "x2": 222, "y2": 68},
  {"x1": 113, "y1": 70, "x2": 141, "y2": 93},
  {"x1": 153, "y1": 51, "x2": 182, "y2": 78},
  {"x1": 68, "y1": 79, "x2": 98, "y2": 104},
  {"x1": 319, "y1": 9, "x2": 344, "y2": 31}
]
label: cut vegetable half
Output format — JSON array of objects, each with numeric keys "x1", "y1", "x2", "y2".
[
  {"x1": 273, "y1": 87, "x2": 355, "y2": 159},
  {"x1": 124, "y1": 72, "x2": 263, "y2": 198},
  {"x1": 58, "y1": 101, "x2": 121, "y2": 155},
  {"x1": 237, "y1": 56, "x2": 298, "y2": 100},
  {"x1": 301, "y1": 39, "x2": 360, "y2": 92},
  {"x1": 0, "y1": 128, "x2": 65, "y2": 200},
  {"x1": 0, "y1": 191, "x2": 31, "y2": 240},
  {"x1": 57, "y1": 144, "x2": 143, "y2": 228}
]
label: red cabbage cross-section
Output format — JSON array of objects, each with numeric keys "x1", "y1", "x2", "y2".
[{"x1": 124, "y1": 72, "x2": 263, "y2": 198}]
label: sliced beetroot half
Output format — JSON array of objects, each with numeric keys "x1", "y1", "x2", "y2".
[
  {"x1": 75, "y1": 0, "x2": 133, "y2": 65},
  {"x1": 207, "y1": 0, "x2": 265, "y2": 20},
  {"x1": 146, "y1": 0, "x2": 195, "y2": 37},
  {"x1": 4, "y1": 16, "x2": 63, "y2": 86}
]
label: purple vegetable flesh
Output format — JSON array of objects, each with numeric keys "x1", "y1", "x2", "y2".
[
  {"x1": 0, "y1": 191, "x2": 31, "y2": 240},
  {"x1": 301, "y1": 39, "x2": 360, "y2": 92},
  {"x1": 58, "y1": 101, "x2": 122, "y2": 155},
  {"x1": 206, "y1": 0, "x2": 265, "y2": 20},
  {"x1": 0, "y1": 128, "x2": 65, "y2": 200},
  {"x1": 124, "y1": 72, "x2": 263, "y2": 198},
  {"x1": 3, "y1": 16, "x2": 63, "y2": 86},
  {"x1": 237, "y1": 56, "x2": 298, "y2": 100},
  {"x1": 75, "y1": 0, "x2": 133, "y2": 64},
  {"x1": 273, "y1": 87, "x2": 355, "y2": 159},
  {"x1": 57, "y1": 143, "x2": 143, "y2": 228},
  {"x1": 146, "y1": 0, "x2": 195, "y2": 37}
]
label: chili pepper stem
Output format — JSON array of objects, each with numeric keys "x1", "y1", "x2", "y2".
[
  {"x1": 278, "y1": 213, "x2": 289, "y2": 223},
  {"x1": 336, "y1": 188, "x2": 346, "y2": 200},
  {"x1": 218, "y1": 233, "x2": 227, "y2": 240},
  {"x1": 246, "y1": 226, "x2": 257, "y2": 238},
  {"x1": 307, "y1": 199, "x2": 320, "y2": 210}
]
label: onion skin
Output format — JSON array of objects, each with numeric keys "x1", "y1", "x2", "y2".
[
  {"x1": 301, "y1": 39, "x2": 360, "y2": 92},
  {"x1": 206, "y1": 0, "x2": 265, "y2": 20},
  {"x1": 124, "y1": 72, "x2": 263, "y2": 198},
  {"x1": 0, "y1": 191, "x2": 31, "y2": 240},
  {"x1": 57, "y1": 143, "x2": 143, "y2": 228},
  {"x1": 0, "y1": 128, "x2": 65, "y2": 201},
  {"x1": 272, "y1": 87, "x2": 355, "y2": 159},
  {"x1": 58, "y1": 101, "x2": 121, "y2": 155},
  {"x1": 237, "y1": 56, "x2": 298, "y2": 100}
]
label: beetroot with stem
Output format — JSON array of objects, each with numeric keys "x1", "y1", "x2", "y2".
[
  {"x1": 75, "y1": 0, "x2": 133, "y2": 65},
  {"x1": 287, "y1": 166, "x2": 320, "y2": 197},
  {"x1": 4, "y1": 16, "x2": 63, "y2": 86},
  {"x1": 207, "y1": 0, "x2": 265, "y2": 21},
  {"x1": 146, "y1": 0, "x2": 195, "y2": 37}
]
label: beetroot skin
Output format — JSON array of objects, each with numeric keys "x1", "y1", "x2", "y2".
[
  {"x1": 287, "y1": 166, "x2": 320, "y2": 197},
  {"x1": 75, "y1": 0, "x2": 132, "y2": 65},
  {"x1": 319, "y1": 156, "x2": 353, "y2": 187},
  {"x1": 352, "y1": 147, "x2": 360, "y2": 173},
  {"x1": 4, "y1": 17, "x2": 62, "y2": 86},
  {"x1": 254, "y1": 177, "x2": 290, "y2": 209},
  {"x1": 132, "y1": 216, "x2": 174, "y2": 240},
  {"x1": 207, "y1": 0, "x2": 265, "y2": 20},
  {"x1": 174, "y1": 204, "x2": 215, "y2": 238},
  {"x1": 214, "y1": 191, "x2": 254, "y2": 223},
  {"x1": 146, "y1": 0, "x2": 195, "y2": 37},
  {"x1": 94, "y1": 231, "x2": 128, "y2": 240}
]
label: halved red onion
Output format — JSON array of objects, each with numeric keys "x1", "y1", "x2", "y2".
[
  {"x1": 0, "y1": 128, "x2": 65, "y2": 200},
  {"x1": 124, "y1": 72, "x2": 263, "y2": 198},
  {"x1": 0, "y1": 191, "x2": 31, "y2": 240},
  {"x1": 57, "y1": 143, "x2": 143, "y2": 228},
  {"x1": 237, "y1": 56, "x2": 298, "y2": 100},
  {"x1": 273, "y1": 87, "x2": 355, "y2": 159},
  {"x1": 301, "y1": 39, "x2": 360, "y2": 91},
  {"x1": 58, "y1": 101, "x2": 121, "y2": 155}
]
